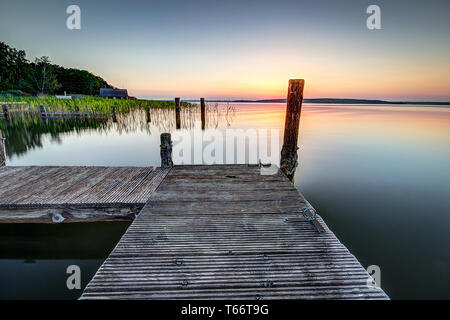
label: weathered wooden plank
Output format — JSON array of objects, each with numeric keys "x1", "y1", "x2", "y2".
[
  {"x1": 81, "y1": 165, "x2": 388, "y2": 300},
  {"x1": 149, "y1": 189, "x2": 301, "y2": 202},
  {"x1": 128, "y1": 199, "x2": 307, "y2": 215},
  {"x1": 0, "y1": 167, "x2": 63, "y2": 204},
  {"x1": 0, "y1": 166, "x2": 169, "y2": 222},
  {"x1": 157, "y1": 181, "x2": 296, "y2": 191},
  {"x1": 81, "y1": 285, "x2": 387, "y2": 300},
  {"x1": 127, "y1": 168, "x2": 170, "y2": 203},
  {"x1": 167, "y1": 168, "x2": 262, "y2": 177},
  {"x1": 52, "y1": 167, "x2": 120, "y2": 204},
  {"x1": 0, "y1": 206, "x2": 138, "y2": 223},
  {"x1": 12, "y1": 166, "x2": 83, "y2": 205},
  {"x1": 67, "y1": 167, "x2": 122, "y2": 204}
]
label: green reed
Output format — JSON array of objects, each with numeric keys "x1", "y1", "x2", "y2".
[{"x1": 0, "y1": 96, "x2": 196, "y2": 113}]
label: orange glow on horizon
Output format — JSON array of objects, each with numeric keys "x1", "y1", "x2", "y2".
[{"x1": 104, "y1": 43, "x2": 450, "y2": 101}]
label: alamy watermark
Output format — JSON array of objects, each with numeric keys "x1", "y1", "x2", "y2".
[
  {"x1": 172, "y1": 128, "x2": 280, "y2": 174},
  {"x1": 66, "y1": 5, "x2": 81, "y2": 30},
  {"x1": 367, "y1": 5, "x2": 381, "y2": 30},
  {"x1": 65, "y1": 5, "x2": 380, "y2": 31},
  {"x1": 366, "y1": 265, "x2": 381, "y2": 288},
  {"x1": 66, "y1": 265, "x2": 81, "y2": 290}
]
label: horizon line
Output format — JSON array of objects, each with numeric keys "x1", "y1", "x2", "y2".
[{"x1": 138, "y1": 97, "x2": 450, "y2": 105}]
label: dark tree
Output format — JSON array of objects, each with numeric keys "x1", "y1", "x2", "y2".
[
  {"x1": 20, "y1": 56, "x2": 60, "y2": 95},
  {"x1": 0, "y1": 42, "x2": 28, "y2": 91},
  {"x1": 0, "y1": 42, "x2": 112, "y2": 96}
]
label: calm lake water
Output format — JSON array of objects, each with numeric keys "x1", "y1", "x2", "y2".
[{"x1": 1, "y1": 103, "x2": 449, "y2": 299}]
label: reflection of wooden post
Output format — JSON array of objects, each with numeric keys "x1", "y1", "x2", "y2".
[
  {"x1": 2, "y1": 105, "x2": 9, "y2": 120},
  {"x1": 75, "y1": 106, "x2": 80, "y2": 120},
  {"x1": 280, "y1": 79, "x2": 305, "y2": 182},
  {"x1": 146, "y1": 106, "x2": 151, "y2": 123},
  {"x1": 160, "y1": 133, "x2": 173, "y2": 168},
  {"x1": 175, "y1": 97, "x2": 181, "y2": 129},
  {"x1": 40, "y1": 105, "x2": 48, "y2": 124},
  {"x1": 200, "y1": 98, "x2": 206, "y2": 130},
  {"x1": 0, "y1": 130, "x2": 6, "y2": 167},
  {"x1": 112, "y1": 105, "x2": 117, "y2": 123}
]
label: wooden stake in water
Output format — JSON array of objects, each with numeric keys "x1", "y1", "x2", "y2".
[
  {"x1": 146, "y1": 106, "x2": 151, "y2": 123},
  {"x1": 75, "y1": 106, "x2": 80, "y2": 121},
  {"x1": 280, "y1": 79, "x2": 305, "y2": 182},
  {"x1": 0, "y1": 130, "x2": 6, "y2": 167},
  {"x1": 160, "y1": 133, "x2": 174, "y2": 168},
  {"x1": 200, "y1": 98, "x2": 206, "y2": 130},
  {"x1": 112, "y1": 106, "x2": 117, "y2": 123},
  {"x1": 40, "y1": 105, "x2": 48, "y2": 124},
  {"x1": 2, "y1": 105, "x2": 9, "y2": 120},
  {"x1": 175, "y1": 98, "x2": 181, "y2": 129}
]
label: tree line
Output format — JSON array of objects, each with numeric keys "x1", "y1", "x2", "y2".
[{"x1": 0, "y1": 42, "x2": 112, "y2": 96}]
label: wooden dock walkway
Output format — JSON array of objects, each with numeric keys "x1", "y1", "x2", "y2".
[
  {"x1": 80, "y1": 165, "x2": 388, "y2": 300},
  {"x1": 0, "y1": 166, "x2": 169, "y2": 223}
]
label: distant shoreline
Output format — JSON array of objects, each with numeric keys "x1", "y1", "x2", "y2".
[{"x1": 185, "y1": 98, "x2": 450, "y2": 106}]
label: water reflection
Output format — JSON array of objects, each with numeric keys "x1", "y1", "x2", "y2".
[
  {"x1": 1, "y1": 103, "x2": 450, "y2": 299},
  {"x1": 0, "y1": 222, "x2": 130, "y2": 299},
  {"x1": 0, "y1": 104, "x2": 236, "y2": 158}
]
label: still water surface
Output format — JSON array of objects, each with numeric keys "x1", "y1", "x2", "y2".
[{"x1": 1, "y1": 103, "x2": 449, "y2": 299}]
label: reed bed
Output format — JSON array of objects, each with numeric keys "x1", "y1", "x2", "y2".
[{"x1": 0, "y1": 96, "x2": 195, "y2": 113}]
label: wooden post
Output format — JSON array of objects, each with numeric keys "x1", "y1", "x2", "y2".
[
  {"x1": 175, "y1": 97, "x2": 181, "y2": 129},
  {"x1": 2, "y1": 105, "x2": 9, "y2": 120},
  {"x1": 112, "y1": 106, "x2": 117, "y2": 123},
  {"x1": 75, "y1": 106, "x2": 80, "y2": 120},
  {"x1": 160, "y1": 133, "x2": 173, "y2": 168},
  {"x1": 0, "y1": 130, "x2": 6, "y2": 167},
  {"x1": 146, "y1": 106, "x2": 151, "y2": 123},
  {"x1": 280, "y1": 79, "x2": 305, "y2": 182},
  {"x1": 200, "y1": 98, "x2": 206, "y2": 130},
  {"x1": 40, "y1": 105, "x2": 47, "y2": 124}
]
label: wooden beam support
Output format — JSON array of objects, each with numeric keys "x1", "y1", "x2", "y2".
[
  {"x1": 146, "y1": 106, "x2": 151, "y2": 123},
  {"x1": 112, "y1": 105, "x2": 117, "y2": 123},
  {"x1": 175, "y1": 97, "x2": 181, "y2": 129},
  {"x1": 280, "y1": 79, "x2": 305, "y2": 182},
  {"x1": 0, "y1": 206, "x2": 139, "y2": 224},
  {"x1": 39, "y1": 105, "x2": 48, "y2": 124},
  {"x1": 0, "y1": 130, "x2": 6, "y2": 167},
  {"x1": 200, "y1": 97, "x2": 206, "y2": 130},
  {"x1": 160, "y1": 133, "x2": 174, "y2": 168},
  {"x1": 2, "y1": 104, "x2": 9, "y2": 120}
]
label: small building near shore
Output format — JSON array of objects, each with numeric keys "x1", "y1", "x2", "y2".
[
  {"x1": 99, "y1": 88, "x2": 128, "y2": 99},
  {"x1": 55, "y1": 95, "x2": 72, "y2": 100}
]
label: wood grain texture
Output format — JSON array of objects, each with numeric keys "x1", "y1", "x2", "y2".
[
  {"x1": 0, "y1": 206, "x2": 139, "y2": 223},
  {"x1": 0, "y1": 166, "x2": 169, "y2": 223},
  {"x1": 81, "y1": 164, "x2": 388, "y2": 300},
  {"x1": 0, "y1": 130, "x2": 5, "y2": 167}
]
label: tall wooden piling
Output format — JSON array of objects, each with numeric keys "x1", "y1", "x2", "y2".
[
  {"x1": 160, "y1": 133, "x2": 173, "y2": 168},
  {"x1": 40, "y1": 106, "x2": 48, "y2": 124},
  {"x1": 2, "y1": 105, "x2": 9, "y2": 120},
  {"x1": 75, "y1": 106, "x2": 80, "y2": 120},
  {"x1": 112, "y1": 106, "x2": 117, "y2": 123},
  {"x1": 146, "y1": 106, "x2": 151, "y2": 123},
  {"x1": 175, "y1": 98, "x2": 181, "y2": 129},
  {"x1": 200, "y1": 98, "x2": 206, "y2": 130},
  {"x1": 0, "y1": 130, "x2": 6, "y2": 167},
  {"x1": 280, "y1": 79, "x2": 305, "y2": 182}
]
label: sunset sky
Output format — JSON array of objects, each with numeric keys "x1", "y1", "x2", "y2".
[{"x1": 1, "y1": 0, "x2": 449, "y2": 101}]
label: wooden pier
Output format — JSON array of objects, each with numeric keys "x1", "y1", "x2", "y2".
[
  {"x1": 80, "y1": 164, "x2": 388, "y2": 299},
  {"x1": 0, "y1": 163, "x2": 388, "y2": 299}
]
